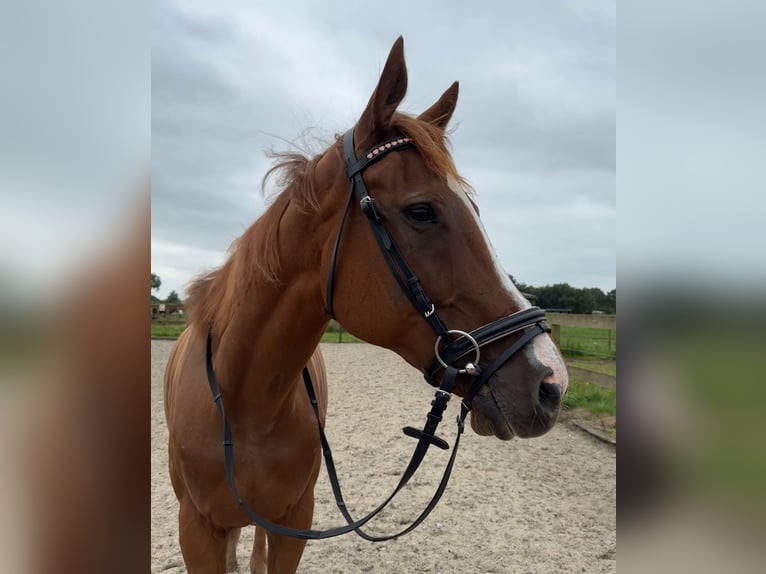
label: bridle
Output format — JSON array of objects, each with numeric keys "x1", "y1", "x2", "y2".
[
  {"x1": 204, "y1": 127, "x2": 551, "y2": 541},
  {"x1": 327, "y1": 127, "x2": 550, "y2": 412}
]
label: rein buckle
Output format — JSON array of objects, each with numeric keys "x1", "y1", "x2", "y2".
[{"x1": 359, "y1": 196, "x2": 379, "y2": 220}]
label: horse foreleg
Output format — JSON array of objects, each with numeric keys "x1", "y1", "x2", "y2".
[
  {"x1": 265, "y1": 490, "x2": 315, "y2": 574},
  {"x1": 226, "y1": 527, "x2": 241, "y2": 572},
  {"x1": 249, "y1": 527, "x2": 267, "y2": 574},
  {"x1": 178, "y1": 498, "x2": 229, "y2": 574}
]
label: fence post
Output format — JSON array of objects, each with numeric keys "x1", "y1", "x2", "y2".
[
  {"x1": 608, "y1": 329, "x2": 612, "y2": 352},
  {"x1": 338, "y1": 324, "x2": 343, "y2": 343}
]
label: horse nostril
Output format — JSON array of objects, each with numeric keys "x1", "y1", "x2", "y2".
[{"x1": 538, "y1": 381, "x2": 562, "y2": 412}]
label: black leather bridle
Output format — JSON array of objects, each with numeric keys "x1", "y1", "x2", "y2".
[
  {"x1": 204, "y1": 127, "x2": 551, "y2": 541},
  {"x1": 327, "y1": 127, "x2": 550, "y2": 410}
]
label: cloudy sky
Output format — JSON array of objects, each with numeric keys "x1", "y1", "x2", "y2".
[{"x1": 151, "y1": 0, "x2": 615, "y2": 299}]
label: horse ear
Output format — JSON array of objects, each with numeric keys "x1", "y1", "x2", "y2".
[
  {"x1": 418, "y1": 81, "x2": 459, "y2": 130},
  {"x1": 356, "y1": 36, "x2": 408, "y2": 143}
]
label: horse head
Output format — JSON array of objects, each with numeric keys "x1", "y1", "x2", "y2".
[{"x1": 312, "y1": 37, "x2": 568, "y2": 440}]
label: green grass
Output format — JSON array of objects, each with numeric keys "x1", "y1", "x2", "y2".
[
  {"x1": 559, "y1": 325, "x2": 616, "y2": 359},
  {"x1": 321, "y1": 322, "x2": 362, "y2": 343},
  {"x1": 567, "y1": 360, "x2": 616, "y2": 377},
  {"x1": 151, "y1": 322, "x2": 186, "y2": 337},
  {"x1": 562, "y1": 359, "x2": 617, "y2": 420},
  {"x1": 320, "y1": 330, "x2": 362, "y2": 343},
  {"x1": 563, "y1": 378, "x2": 616, "y2": 417}
]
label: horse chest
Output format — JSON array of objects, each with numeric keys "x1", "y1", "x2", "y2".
[{"x1": 178, "y1": 418, "x2": 321, "y2": 525}]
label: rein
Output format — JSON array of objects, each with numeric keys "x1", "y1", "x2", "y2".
[{"x1": 204, "y1": 127, "x2": 550, "y2": 541}]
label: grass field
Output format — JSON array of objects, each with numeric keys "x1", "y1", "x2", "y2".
[
  {"x1": 567, "y1": 360, "x2": 616, "y2": 377},
  {"x1": 561, "y1": 355, "x2": 616, "y2": 438},
  {"x1": 559, "y1": 325, "x2": 616, "y2": 359},
  {"x1": 320, "y1": 329, "x2": 362, "y2": 343},
  {"x1": 563, "y1": 378, "x2": 616, "y2": 416},
  {"x1": 151, "y1": 321, "x2": 186, "y2": 338}
]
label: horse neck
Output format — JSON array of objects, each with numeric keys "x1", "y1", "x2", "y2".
[{"x1": 210, "y1": 202, "x2": 331, "y2": 427}]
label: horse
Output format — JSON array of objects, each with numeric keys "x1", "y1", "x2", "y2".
[{"x1": 164, "y1": 36, "x2": 568, "y2": 574}]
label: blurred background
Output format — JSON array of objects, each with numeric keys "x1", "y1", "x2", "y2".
[
  {"x1": 618, "y1": 1, "x2": 766, "y2": 572},
  {"x1": 0, "y1": 1, "x2": 149, "y2": 573}
]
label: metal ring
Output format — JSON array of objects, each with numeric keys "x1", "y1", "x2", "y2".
[{"x1": 434, "y1": 329, "x2": 481, "y2": 374}]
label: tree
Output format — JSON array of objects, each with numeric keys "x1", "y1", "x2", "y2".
[
  {"x1": 505, "y1": 275, "x2": 616, "y2": 314},
  {"x1": 166, "y1": 290, "x2": 181, "y2": 304},
  {"x1": 151, "y1": 273, "x2": 161, "y2": 292},
  {"x1": 508, "y1": 274, "x2": 534, "y2": 294},
  {"x1": 535, "y1": 283, "x2": 578, "y2": 311}
]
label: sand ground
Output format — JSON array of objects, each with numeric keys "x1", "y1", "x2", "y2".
[{"x1": 152, "y1": 340, "x2": 615, "y2": 573}]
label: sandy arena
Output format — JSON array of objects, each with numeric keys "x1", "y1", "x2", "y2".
[{"x1": 152, "y1": 340, "x2": 615, "y2": 573}]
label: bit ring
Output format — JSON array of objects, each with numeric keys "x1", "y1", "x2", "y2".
[{"x1": 434, "y1": 329, "x2": 481, "y2": 374}]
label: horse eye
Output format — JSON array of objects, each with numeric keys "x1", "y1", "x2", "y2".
[{"x1": 405, "y1": 203, "x2": 438, "y2": 224}]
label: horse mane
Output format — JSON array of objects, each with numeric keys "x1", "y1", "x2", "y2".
[{"x1": 185, "y1": 112, "x2": 470, "y2": 333}]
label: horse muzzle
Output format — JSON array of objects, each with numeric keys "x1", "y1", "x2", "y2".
[
  {"x1": 469, "y1": 360, "x2": 563, "y2": 440},
  {"x1": 426, "y1": 307, "x2": 567, "y2": 440}
]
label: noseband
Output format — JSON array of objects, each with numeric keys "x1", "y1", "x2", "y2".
[{"x1": 204, "y1": 127, "x2": 551, "y2": 542}]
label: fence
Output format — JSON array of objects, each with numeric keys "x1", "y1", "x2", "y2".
[{"x1": 546, "y1": 313, "x2": 616, "y2": 389}]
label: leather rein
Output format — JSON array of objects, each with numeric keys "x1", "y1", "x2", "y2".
[{"x1": 204, "y1": 127, "x2": 550, "y2": 541}]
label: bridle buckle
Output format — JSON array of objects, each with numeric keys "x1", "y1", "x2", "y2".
[{"x1": 359, "y1": 196, "x2": 378, "y2": 219}]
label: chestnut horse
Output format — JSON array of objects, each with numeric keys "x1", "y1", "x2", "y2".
[{"x1": 164, "y1": 37, "x2": 568, "y2": 574}]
